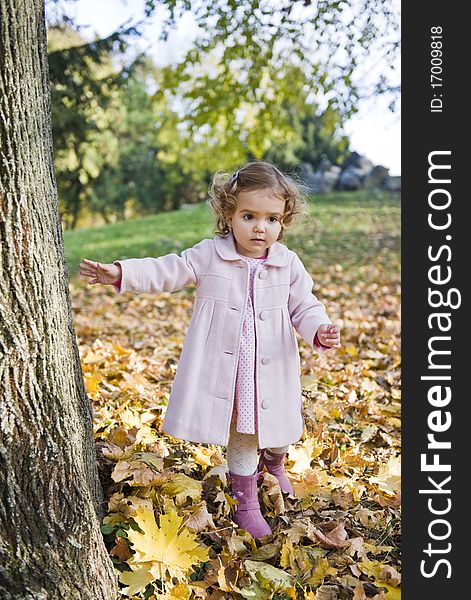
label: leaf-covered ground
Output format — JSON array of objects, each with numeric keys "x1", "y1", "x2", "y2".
[{"x1": 69, "y1": 193, "x2": 401, "y2": 599}]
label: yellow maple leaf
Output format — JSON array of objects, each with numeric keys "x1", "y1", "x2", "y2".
[
  {"x1": 300, "y1": 374, "x2": 319, "y2": 391},
  {"x1": 127, "y1": 508, "x2": 209, "y2": 581}
]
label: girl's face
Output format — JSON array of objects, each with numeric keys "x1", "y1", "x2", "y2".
[{"x1": 228, "y1": 189, "x2": 285, "y2": 258}]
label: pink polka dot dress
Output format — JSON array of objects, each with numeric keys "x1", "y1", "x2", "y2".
[{"x1": 232, "y1": 254, "x2": 267, "y2": 434}]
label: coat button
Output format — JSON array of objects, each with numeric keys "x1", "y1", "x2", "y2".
[
  {"x1": 259, "y1": 311, "x2": 267, "y2": 320},
  {"x1": 261, "y1": 399, "x2": 271, "y2": 409},
  {"x1": 261, "y1": 356, "x2": 271, "y2": 365},
  {"x1": 258, "y1": 270, "x2": 268, "y2": 279}
]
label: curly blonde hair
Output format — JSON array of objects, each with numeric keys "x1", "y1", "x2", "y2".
[{"x1": 207, "y1": 161, "x2": 308, "y2": 241}]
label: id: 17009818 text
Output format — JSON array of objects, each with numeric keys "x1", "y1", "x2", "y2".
[{"x1": 430, "y1": 26, "x2": 443, "y2": 113}]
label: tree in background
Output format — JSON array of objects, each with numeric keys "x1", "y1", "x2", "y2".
[
  {"x1": 47, "y1": 21, "x2": 214, "y2": 225},
  {"x1": 89, "y1": 59, "x2": 169, "y2": 221},
  {"x1": 47, "y1": 0, "x2": 399, "y2": 227},
  {"x1": 155, "y1": 0, "x2": 399, "y2": 149},
  {"x1": 259, "y1": 64, "x2": 351, "y2": 172},
  {"x1": 47, "y1": 22, "x2": 142, "y2": 228}
]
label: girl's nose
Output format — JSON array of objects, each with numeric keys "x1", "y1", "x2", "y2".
[{"x1": 254, "y1": 220, "x2": 265, "y2": 232}]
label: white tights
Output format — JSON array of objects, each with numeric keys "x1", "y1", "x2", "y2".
[{"x1": 226, "y1": 420, "x2": 290, "y2": 476}]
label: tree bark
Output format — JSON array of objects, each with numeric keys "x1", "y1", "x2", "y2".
[{"x1": 0, "y1": 1, "x2": 118, "y2": 598}]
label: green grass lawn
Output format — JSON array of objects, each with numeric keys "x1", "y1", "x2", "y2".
[{"x1": 64, "y1": 191, "x2": 400, "y2": 280}]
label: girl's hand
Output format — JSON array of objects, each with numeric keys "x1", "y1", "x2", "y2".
[
  {"x1": 317, "y1": 324, "x2": 341, "y2": 349},
  {"x1": 79, "y1": 259, "x2": 121, "y2": 285}
]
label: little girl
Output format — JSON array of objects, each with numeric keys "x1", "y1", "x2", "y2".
[{"x1": 80, "y1": 161, "x2": 341, "y2": 540}]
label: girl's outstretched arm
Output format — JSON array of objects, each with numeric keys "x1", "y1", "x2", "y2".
[
  {"x1": 79, "y1": 259, "x2": 121, "y2": 285},
  {"x1": 112, "y1": 238, "x2": 212, "y2": 295}
]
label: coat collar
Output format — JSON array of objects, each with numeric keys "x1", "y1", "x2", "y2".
[{"x1": 214, "y1": 232, "x2": 290, "y2": 267}]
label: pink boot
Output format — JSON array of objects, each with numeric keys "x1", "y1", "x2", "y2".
[
  {"x1": 229, "y1": 470, "x2": 272, "y2": 539},
  {"x1": 257, "y1": 449, "x2": 294, "y2": 495}
]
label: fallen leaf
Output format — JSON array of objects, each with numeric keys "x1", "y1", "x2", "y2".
[
  {"x1": 126, "y1": 508, "x2": 209, "y2": 581},
  {"x1": 259, "y1": 472, "x2": 285, "y2": 516},
  {"x1": 353, "y1": 582, "x2": 367, "y2": 600},
  {"x1": 244, "y1": 559, "x2": 292, "y2": 592},
  {"x1": 289, "y1": 438, "x2": 322, "y2": 474},
  {"x1": 185, "y1": 502, "x2": 216, "y2": 532},
  {"x1": 347, "y1": 537, "x2": 368, "y2": 559},
  {"x1": 111, "y1": 458, "x2": 164, "y2": 486},
  {"x1": 203, "y1": 464, "x2": 229, "y2": 485},
  {"x1": 358, "y1": 558, "x2": 401, "y2": 598},
  {"x1": 304, "y1": 557, "x2": 338, "y2": 586},
  {"x1": 291, "y1": 468, "x2": 329, "y2": 499},
  {"x1": 118, "y1": 565, "x2": 155, "y2": 597},
  {"x1": 110, "y1": 536, "x2": 132, "y2": 561},
  {"x1": 331, "y1": 488, "x2": 355, "y2": 509},
  {"x1": 161, "y1": 473, "x2": 203, "y2": 505},
  {"x1": 310, "y1": 521, "x2": 349, "y2": 549},
  {"x1": 312, "y1": 585, "x2": 341, "y2": 600},
  {"x1": 369, "y1": 456, "x2": 401, "y2": 495}
]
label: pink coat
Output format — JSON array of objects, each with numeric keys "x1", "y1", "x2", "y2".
[{"x1": 115, "y1": 233, "x2": 331, "y2": 448}]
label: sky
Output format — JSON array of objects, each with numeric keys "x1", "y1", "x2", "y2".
[{"x1": 54, "y1": 0, "x2": 401, "y2": 176}]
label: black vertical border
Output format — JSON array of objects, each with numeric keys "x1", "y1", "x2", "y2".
[{"x1": 402, "y1": 2, "x2": 466, "y2": 597}]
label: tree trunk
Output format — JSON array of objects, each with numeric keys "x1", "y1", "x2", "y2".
[{"x1": 0, "y1": 1, "x2": 118, "y2": 598}]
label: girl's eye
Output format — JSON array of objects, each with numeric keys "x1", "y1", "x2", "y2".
[
  {"x1": 243, "y1": 214, "x2": 254, "y2": 221},
  {"x1": 268, "y1": 216, "x2": 278, "y2": 223}
]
